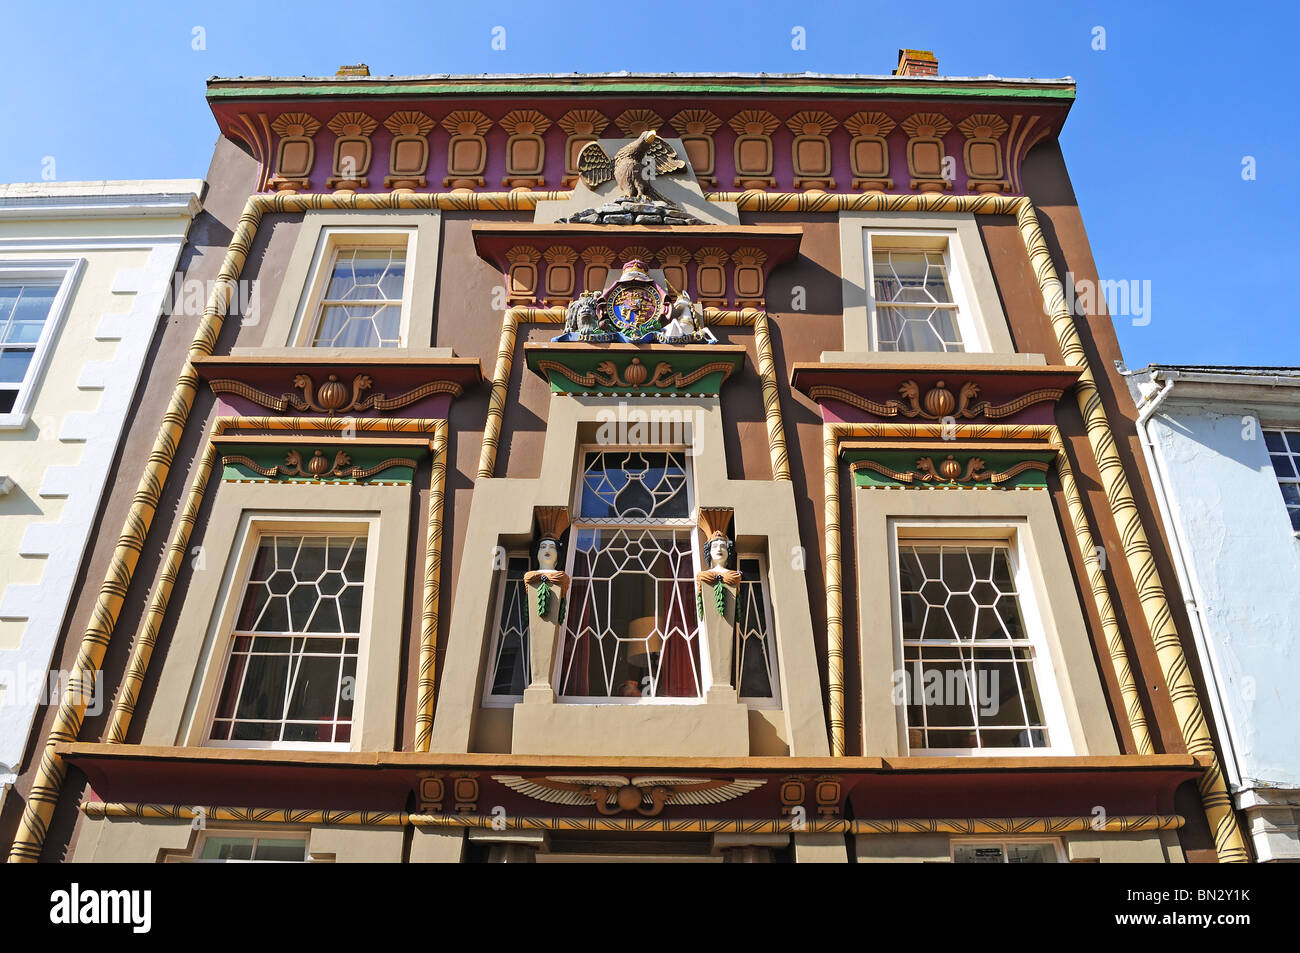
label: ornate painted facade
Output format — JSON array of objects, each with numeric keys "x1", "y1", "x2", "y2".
[{"x1": 0, "y1": 56, "x2": 1253, "y2": 863}]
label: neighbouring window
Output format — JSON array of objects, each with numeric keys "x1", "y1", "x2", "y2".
[
  {"x1": 486, "y1": 555, "x2": 531, "y2": 698},
  {"x1": 869, "y1": 244, "x2": 964, "y2": 352},
  {"x1": 952, "y1": 839, "x2": 1062, "y2": 864},
  {"x1": 210, "y1": 534, "x2": 367, "y2": 745},
  {"x1": 1264, "y1": 429, "x2": 1300, "y2": 531},
  {"x1": 735, "y1": 556, "x2": 780, "y2": 702},
  {"x1": 186, "y1": 834, "x2": 309, "y2": 863},
  {"x1": 0, "y1": 280, "x2": 59, "y2": 414},
  {"x1": 896, "y1": 541, "x2": 1053, "y2": 751},
  {"x1": 558, "y1": 450, "x2": 703, "y2": 700},
  {"x1": 310, "y1": 246, "x2": 406, "y2": 347}
]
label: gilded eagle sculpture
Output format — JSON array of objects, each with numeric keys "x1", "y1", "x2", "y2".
[{"x1": 577, "y1": 130, "x2": 686, "y2": 201}]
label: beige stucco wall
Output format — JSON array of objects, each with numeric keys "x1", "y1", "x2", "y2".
[
  {"x1": 432, "y1": 393, "x2": 830, "y2": 758},
  {"x1": 71, "y1": 816, "x2": 404, "y2": 862}
]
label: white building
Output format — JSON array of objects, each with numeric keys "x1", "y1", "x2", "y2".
[
  {"x1": 1125, "y1": 363, "x2": 1300, "y2": 862},
  {"x1": 0, "y1": 180, "x2": 204, "y2": 809}
]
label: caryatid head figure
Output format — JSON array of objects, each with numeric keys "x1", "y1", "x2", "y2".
[
  {"x1": 705, "y1": 531, "x2": 734, "y2": 570},
  {"x1": 536, "y1": 536, "x2": 560, "y2": 571}
]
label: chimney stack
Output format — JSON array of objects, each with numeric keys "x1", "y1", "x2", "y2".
[{"x1": 894, "y1": 49, "x2": 938, "y2": 77}]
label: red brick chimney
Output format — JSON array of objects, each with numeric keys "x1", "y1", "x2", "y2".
[{"x1": 894, "y1": 49, "x2": 938, "y2": 77}]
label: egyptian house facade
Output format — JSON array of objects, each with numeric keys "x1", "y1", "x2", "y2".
[{"x1": 1, "y1": 52, "x2": 1254, "y2": 862}]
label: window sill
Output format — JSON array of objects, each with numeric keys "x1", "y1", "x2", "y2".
[
  {"x1": 0, "y1": 411, "x2": 32, "y2": 431},
  {"x1": 228, "y1": 345, "x2": 459, "y2": 361},
  {"x1": 818, "y1": 350, "x2": 1049, "y2": 367}
]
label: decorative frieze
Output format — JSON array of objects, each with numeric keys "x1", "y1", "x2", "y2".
[
  {"x1": 848, "y1": 449, "x2": 1056, "y2": 489},
  {"x1": 524, "y1": 343, "x2": 745, "y2": 397},
  {"x1": 383, "y1": 110, "x2": 435, "y2": 189},
  {"x1": 440, "y1": 110, "x2": 493, "y2": 189},
  {"x1": 843, "y1": 111, "x2": 896, "y2": 190},
  {"x1": 268, "y1": 113, "x2": 320, "y2": 192},
  {"x1": 325, "y1": 111, "x2": 378, "y2": 191},
  {"x1": 499, "y1": 109, "x2": 552, "y2": 189},
  {"x1": 901, "y1": 112, "x2": 954, "y2": 192},
  {"x1": 728, "y1": 109, "x2": 779, "y2": 189},
  {"x1": 614, "y1": 108, "x2": 664, "y2": 137},
  {"x1": 785, "y1": 110, "x2": 838, "y2": 191},
  {"x1": 670, "y1": 108, "x2": 723, "y2": 188},
  {"x1": 958, "y1": 113, "x2": 1011, "y2": 193}
]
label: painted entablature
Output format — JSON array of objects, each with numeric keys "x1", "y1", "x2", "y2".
[{"x1": 0, "y1": 58, "x2": 1253, "y2": 864}]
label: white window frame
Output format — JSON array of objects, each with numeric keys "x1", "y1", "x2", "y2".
[
  {"x1": 555, "y1": 444, "x2": 706, "y2": 705},
  {"x1": 1263, "y1": 427, "x2": 1300, "y2": 536},
  {"x1": 168, "y1": 830, "x2": 313, "y2": 863},
  {"x1": 736, "y1": 552, "x2": 782, "y2": 709},
  {"x1": 482, "y1": 550, "x2": 532, "y2": 707},
  {"x1": 889, "y1": 522, "x2": 1074, "y2": 757},
  {"x1": 864, "y1": 231, "x2": 985, "y2": 353},
  {"x1": 0, "y1": 258, "x2": 84, "y2": 429},
  {"x1": 287, "y1": 227, "x2": 417, "y2": 348},
  {"x1": 196, "y1": 513, "x2": 380, "y2": 752},
  {"x1": 950, "y1": 836, "x2": 1066, "y2": 863}
]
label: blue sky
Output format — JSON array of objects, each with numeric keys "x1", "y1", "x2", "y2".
[{"x1": 1, "y1": 0, "x2": 1296, "y2": 368}]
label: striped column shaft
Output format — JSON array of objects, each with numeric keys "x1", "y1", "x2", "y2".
[
  {"x1": 1051, "y1": 435, "x2": 1154, "y2": 754},
  {"x1": 753, "y1": 312, "x2": 791, "y2": 480},
  {"x1": 107, "y1": 442, "x2": 220, "y2": 743},
  {"x1": 415, "y1": 419, "x2": 449, "y2": 752},
  {"x1": 823, "y1": 425, "x2": 845, "y2": 755}
]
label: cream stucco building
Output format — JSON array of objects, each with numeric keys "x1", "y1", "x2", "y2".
[{"x1": 0, "y1": 180, "x2": 204, "y2": 808}]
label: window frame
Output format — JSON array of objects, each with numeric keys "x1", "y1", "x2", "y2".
[
  {"x1": 195, "y1": 514, "x2": 380, "y2": 752},
  {"x1": 1262, "y1": 427, "x2": 1300, "y2": 535},
  {"x1": 554, "y1": 444, "x2": 706, "y2": 705},
  {"x1": 482, "y1": 550, "x2": 532, "y2": 707},
  {"x1": 167, "y1": 830, "x2": 313, "y2": 863},
  {"x1": 949, "y1": 836, "x2": 1066, "y2": 864},
  {"x1": 888, "y1": 522, "x2": 1075, "y2": 758},
  {"x1": 864, "y1": 231, "x2": 983, "y2": 354},
  {"x1": 0, "y1": 258, "x2": 84, "y2": 429},
  {"x1": 735, "y1": 552, "x2": 782, "y2": 708},
  {"x1": 288, "y1": 227, "x2": 418, "y2": 349}
]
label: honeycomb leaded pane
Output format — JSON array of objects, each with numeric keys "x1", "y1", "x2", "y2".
[
  {"x1": 898, "y1": 543, "x2": 1048, "y2": 750},
  {"x1": 312, "y1": 247, "x2": 405, "y2": 348},
  {"x1": 488, "y1": 557, "x2": 531, "y2": 696},
  {"x1": 559, "y1": 527, "x2": 701, "y2": 698},
  {"x1": 1264, "y1": 428, "x2": 1300, "y2": 531},
  {"x1": 211, "y1": 534, "x2": 367, "y2": 744},
  {"x1": 578, "y1": 450, "x2": 689, "y2": 520},
  {"x1": 871, "y1": 248, "x2": 964, "y2": 353},
  {"x1": 735, "y1": 557, "x2": 778, "y2": 699}
]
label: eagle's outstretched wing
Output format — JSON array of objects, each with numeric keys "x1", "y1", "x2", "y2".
[
  {"x1": 647, "y1": 138, "x2": 686, "y2": 176},
  {"x1": 492, "y1": 774, "x2": 629, "y2": 806},
  {"x1": 631, "y1": 777, "x2": 766, "y2": 806},
  {"x1": 577, "y1": 142, "x2": 614, "y2": 187}
]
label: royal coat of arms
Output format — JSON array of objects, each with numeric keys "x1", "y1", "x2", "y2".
[{"x1": 552, "y1": 259, "x2": 716, "y2": 344}]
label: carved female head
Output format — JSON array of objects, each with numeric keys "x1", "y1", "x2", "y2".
[
  {"x1": 704, "y1": 532, "x2": 734, "y2": 570},
  {"x1": 536, "y1": 537, "x2": 560, "y2": 570}
]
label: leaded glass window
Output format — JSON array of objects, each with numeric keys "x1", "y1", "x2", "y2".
[
  {"x1": 897, "y1": 542, "x2": 1049, "y2": 750},
  {"x1": 871, "y1": 246, "x2": 964, "y2": 352},
  {"x1": 311, "y1": 247, "x2": 406, "y2": 347},
  {"x1": 735, "y1": 557, "x2": 779, "y2": 700},
  {"x1": 211, "y1": 534, "x2": 367, "y2": 745},
  {"x1": 558, "y1": 449, "x2": 702, "y2": 700},
  {"x1": 487, "y1": 556, "x2": 531, "y2": 697}
]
